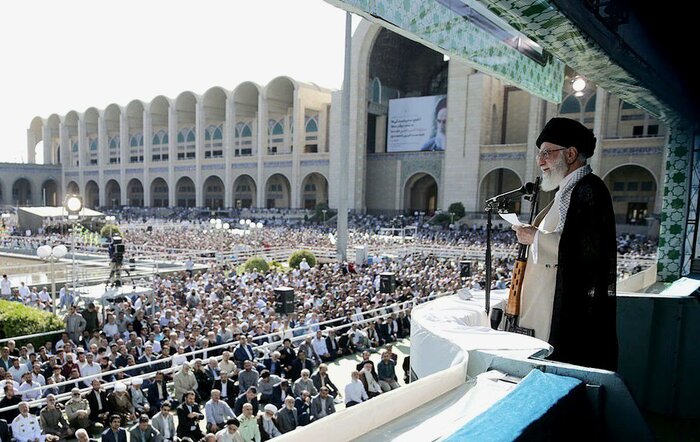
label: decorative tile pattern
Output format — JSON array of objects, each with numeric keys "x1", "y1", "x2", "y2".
[
  {"x1": 657, "y1": 123, "x2": 691, "y2": 281},
  {"x1": 149, "y1": 167, "x2": 168, "y2": 173},
  {"x1": 473, "y1": 0, "x2": 678, "y2": 124},
  {"x1": 174, "y1": 166, "x2": 195, "y2": 172},
  {"x1": 202, "y1": 164, "x2": 225, "y2": 171},
  {"x1": 65, "y1": 172, "x2": 79, "y2": 177},
  {"x1": 326, "y1": 0, "x2": 564, "y2": 103},
  {"x1": 399, "y1": 154, "x2": 443, "y2": 185},
  {"x1": 300, "y1": 160, "x2": 330, "y2": 167},
  {"x1": 480, "y1": 152, "x2": 526, "y2": 161},
  {"x1": 602, "y1": 147, "x2": 663, "y2": 157},
  {"x1": 264, "y1": 161, "x2": 293, "y2": 168},
  {"x1": 105, "y1": 170, "x2": 119, "y2": 176},
  {"x1": 126, "y1": 168, "x2": 141, "y2": 174},
  {"x1": 232, "y1": 163, "x2": 257, "y2": 169},
  {"x1": 84, "y1": 171, "x2": 98, "y2": 176}
]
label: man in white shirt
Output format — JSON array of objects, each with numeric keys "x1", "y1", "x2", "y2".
[
  {"x1": 18, "y1": 282, "x2": 30, "y2": 303},
  {"x1": 38, "y1": 287, "x2": 52, "y2": 309},
  {"x1": 11, "y1": 402, "x2": 45, "y2": 442},
  {"x1": 344, "y1": 371, "x2": 368, "y2": 407},
  {"x1": 79, "y1": 353, "x2": 101, "y2": 387},
  {"x1": 0, "y1": 274, "x2": 11, "y2": 298},
  {"x1": 18, "y1": 372, "x2": 42, "y2": 401},
  {"x1": 9, "y1": 358, "x2": 29, "y2": 382},
  {"x1": 310, "y1": 330, "x2": 331, "y2": 362}
]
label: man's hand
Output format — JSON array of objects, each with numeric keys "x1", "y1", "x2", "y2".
[{"x1": 512, "y1": 224, "x2": 537, "y2": 245}]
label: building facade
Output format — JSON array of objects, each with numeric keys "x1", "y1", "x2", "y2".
[{"x1": 21, "y1": 21, "x2": 665, "y2": 232}]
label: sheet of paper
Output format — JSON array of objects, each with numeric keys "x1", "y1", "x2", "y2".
[{"x1": 499, "y1": 212, "x2": 523, "y2": 226}]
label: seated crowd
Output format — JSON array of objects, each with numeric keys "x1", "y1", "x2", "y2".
[{"x1": 0, "y1": 252, "x2": 419, "y2": 441}]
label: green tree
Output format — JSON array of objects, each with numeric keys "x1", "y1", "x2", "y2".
[
  {"x1": 288, "y1": 250, "x2": 317, "y2": 269},
  {"x1": 100, "y1": 224, "x2": 122, "y2": 239},
  {"x1": 243, "y1": 256, "x2": 269, "y2": 273},
  {"x1": 448, "y1": 202, "x2": 466, "y2": 219},
  {"x1": 0, "y1": 300, "x2": 64, "y2": 348}
]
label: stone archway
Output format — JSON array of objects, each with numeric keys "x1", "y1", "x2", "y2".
[
  {"x1": 479, "y1": 168, "x2": 523, "y2": 214},
  {"x1": 175, "y1": 176, "x2": 196, "y2": 208},
  {"x1": 41, "y1": 179, "x2": 58, "y2": 206},
  {"x1": 404, "y1": 173, "x2": 438, "y2": 214},
  {"x1": 301, "y1": 173, "x2": 329, "y2": 210},
  {"x1": 203, "y1": 176, "x2": 225, "y2": 209},
  {"x1": 12, "y1": 178, "x2": 33, "y2": 206},
  {"x1": 105, "y1": 180, "x2": 121, "y2": 208},
  {"x1": 264, "y1": 174, "x2": 291, "y2": 209},
  {"x1": 150, "y1": 178, "x2": 169, "y2": 208},
  {"x1": 127, "y1": 179, "x2": 144, "y2": 207},
  {"x1": 603, "y1": 165, "x2": 658, "y2": 225},
  {"x1": 232, "y1": 175, "x2": 256, "y2": 209},
  {"x1": 84, "y1": 181, "x2": 99, "y2": 209}
]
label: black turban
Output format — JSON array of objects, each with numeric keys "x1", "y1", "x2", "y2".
[{"x1": 536, "y1": 117, "x2": 596, "y2": 158}]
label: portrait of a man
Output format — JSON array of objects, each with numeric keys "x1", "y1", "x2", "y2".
[{"x1": 421, "y1": 97, "x2": 447, "y2": 151}]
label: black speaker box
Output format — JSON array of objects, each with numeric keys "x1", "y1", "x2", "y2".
[
  {"x1": 380, "y1": 272, "x2": 396, "y2": 293},
  {"x1": 274, "y1": 287, "x2": 295, "y2": 314},
  {"x1": 460, "y1": 261, "x2": 471, "y2": 278}
]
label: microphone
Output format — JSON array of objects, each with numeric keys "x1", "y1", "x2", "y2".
[{"x1": 486, "y1": 182, "x2": 536, "y2": 204}]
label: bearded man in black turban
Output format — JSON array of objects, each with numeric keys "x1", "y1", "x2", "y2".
[{"x1": 512, "y1": 117, "x2": 618, "y2": 371}]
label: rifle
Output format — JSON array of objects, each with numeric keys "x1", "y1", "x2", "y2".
[{"x1": 504, "y1": 177, "x2": 541, "y2": 335}]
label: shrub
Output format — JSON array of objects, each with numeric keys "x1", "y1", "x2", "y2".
[
  {"x1": 288, "y1": 250, "x2": 316, "y2": 269},
  {"x1": 448, "y1": 202, "x2": 466, "y2": 219},
  {"x1": 431, "y1": 213, "x2": 451, "y2": 226},
  {"x1": 0, "y1": 300, "x2": 64, "y2": 348},
  {"x1": 100, "y1": 224, "x2": 122, "y2": 239},
  {"x1": 268, "y1": 260, "x2": 286, "y2": 271},
  {"x1": 243, "y1": 256, "x2": 269, "y2": 273}
]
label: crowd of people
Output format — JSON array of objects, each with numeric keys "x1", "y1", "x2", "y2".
[
  {"x1": 0, "y1": 210, "x2": 659, "y2": 441},
  {"x1": 1, "y1": 246, "x2": 461, "y2": 441}
]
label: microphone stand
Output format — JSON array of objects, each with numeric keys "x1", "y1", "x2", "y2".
[{"x1": 484, "y1": 198, "x2": 508, "y2": 316}]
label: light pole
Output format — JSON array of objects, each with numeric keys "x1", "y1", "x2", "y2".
[
  {"x1": 36, "y1": 244, "x2": 68, "y2": 314},
  {"x1": 65, "y1": 195, "x2": 83, "y2": 302}
]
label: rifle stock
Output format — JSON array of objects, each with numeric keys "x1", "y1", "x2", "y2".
[
  {"x1": 504, "y1": 177, "x2": 540, "y2": 330},
  {"x1": 507, "y1": 258, "x2": 527, "y2": 316}
]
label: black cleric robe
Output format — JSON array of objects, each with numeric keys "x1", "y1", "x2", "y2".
[{"x1": 548, "y1": 173, "x2": 618, "y2": 371}]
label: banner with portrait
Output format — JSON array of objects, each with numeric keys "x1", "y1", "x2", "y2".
[{"x1": 387, "y1": 95, "x2": 447, "y2": 152}]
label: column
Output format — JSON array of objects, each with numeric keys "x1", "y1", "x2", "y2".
[
  {"x1": 224, "y1": 97, "x2": 234, "y2": 208},
  {"x1": 256, "y1": 95, "x2": 267, "y2": 208},
  {"x1": 78, "y1": 117, "x2": 87, "y2": 196},
  {"x1": 291, "y1": 91, "x2": 303, "y2": 208},
  {"x1": 143, "y1": 109, "x2": 152, "y2": 207},
  {"x1": 27, "y1": 128, "x2": 38, "y2": 164},
  {"x1": 168, "y1": 105, "x2": 177, "y2": 206},
  {"x1": 195, "y1": 100, "x2": 204, "y2": 207},
  {"x1": 657, "y1": 121, "x2": 692, "y2": 281},
  {"x1": 97, "y1": 113, "x2": 107, "y2": 206},
  {"x1": 59, "y1": 122, "x2": 68, "y2": 197},
  {"x1": 589, "y1": 87, "x2": 608, "y2": 175},
  {"x1": 119, "y1": 111, "x2": 128, "y2": 206},
  {"x1": 441, "y1": 62, "x2": 482, "y2": 211}
]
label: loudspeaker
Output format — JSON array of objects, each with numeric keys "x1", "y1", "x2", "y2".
[
  {"x1": 380, "y1": 272, "x2": 395, "y2": 294},
  {"x1": 460, "y1": 261, "x2": 471, "y2": 278},
  {"x1": 274, "y1": 287, "x2": 295, "y2": 315},
  {"x1": 355, "y1": 246, "x2": 368, "y2": 266}
]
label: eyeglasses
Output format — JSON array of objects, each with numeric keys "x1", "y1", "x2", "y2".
[{"x1": 536, "y1": 147, "x2": 567, "y2": 160}]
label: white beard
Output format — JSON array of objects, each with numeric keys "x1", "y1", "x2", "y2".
[
  {"x1": 540, "y1": 155, "x2": 568, "y2": 191},
  {"x1": 435, "y1": 131, "x2": 446, "y2": 150}
]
